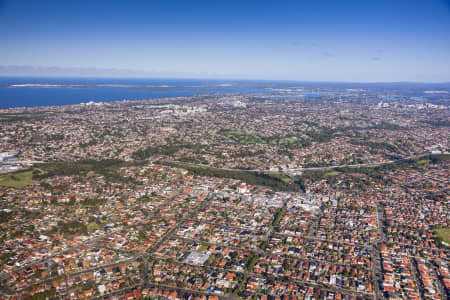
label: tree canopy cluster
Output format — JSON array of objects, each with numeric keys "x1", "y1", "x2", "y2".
[{"x1": 159, "y1": 161, "x2": 300, "y2": 192}]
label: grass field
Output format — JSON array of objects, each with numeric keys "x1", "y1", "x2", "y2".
[
  {"x1": 434, "y1": 227, "x2": 450, "y2": 246},
  {"x1": 415, "y1": 159, "x2": 431, "y2": 165},
  {"x1": 0, "y1": 170, "x2": 36, "y2": 188},
  {"x1": 87, "y1": 222, "x2": 100, "y2": 232},
  {"x1": 325, "y1": 170, "x2": 341, "y2": 176},
  {"x1": 221, "y1": 130, "x2": 265, "y2": 144},
  {"x1": 268, "y1": 172, "x2": 292, "y2": 183}
]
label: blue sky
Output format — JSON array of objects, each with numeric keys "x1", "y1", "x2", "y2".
[{"x1": 1, "y1": 0, "x2": 449, "y2": 82}]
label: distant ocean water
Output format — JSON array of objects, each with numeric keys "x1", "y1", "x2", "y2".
[
  {"x1": 0, "y1": 77, "x2": 269, "y2": 108},
  {"x1": 2, "y1": 77, "x2": 445, "y2": 108}
]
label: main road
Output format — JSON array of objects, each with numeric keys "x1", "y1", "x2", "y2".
[{"x1": 158, "y1": 153, "x2": 433, "y2": 176}]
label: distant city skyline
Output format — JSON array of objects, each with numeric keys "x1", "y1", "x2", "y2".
[{"x1": 1, "y1": 0, "x2": 450, "y2": 82}]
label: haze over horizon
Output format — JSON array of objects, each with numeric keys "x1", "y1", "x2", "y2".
[{"x1": 1, "y1": 0, "x2": 450, "y2": 82}]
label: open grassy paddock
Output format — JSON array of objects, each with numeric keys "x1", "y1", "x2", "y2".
[
  {"x1": 0, "y1": 169, "x2": 43, "y2": 188},
  {"x1": 434, "y1": 227, "x2": 450, "y2": 246}
]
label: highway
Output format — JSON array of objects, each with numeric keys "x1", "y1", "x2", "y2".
[{"x1": 158, "y1": 153, "x2": 433, "y2": 176}]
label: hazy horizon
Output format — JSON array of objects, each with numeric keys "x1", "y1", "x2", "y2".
[{"x1": 1, "y1": 66, "x2": 450, "y2": 84}]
